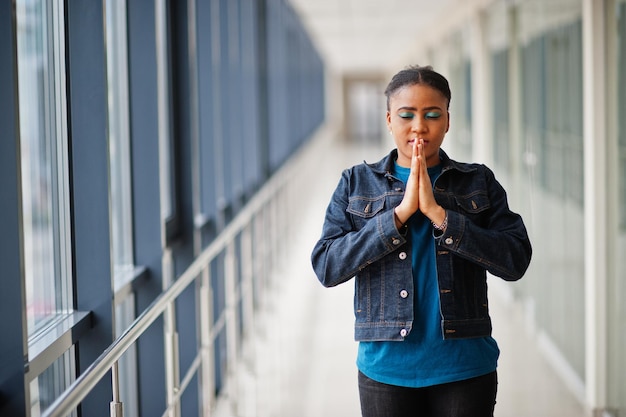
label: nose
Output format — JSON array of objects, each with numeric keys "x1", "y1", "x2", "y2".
[{"x1": 411, "y1": 118, "x2": 427, "y2": 134}]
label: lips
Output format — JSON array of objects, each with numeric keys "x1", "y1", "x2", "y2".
[{"x1": 408, "y1": 138, "x2": 427, "y2": 145}]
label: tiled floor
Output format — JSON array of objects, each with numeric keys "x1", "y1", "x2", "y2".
[{"x1": 217, "y1": 131, "x2": 589, "y2": 417}]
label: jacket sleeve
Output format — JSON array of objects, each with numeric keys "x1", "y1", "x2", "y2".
[
  {"x1": 435, "y1": 166, "x2": 532, "y2": 281},
  {"x1": 311, "y1": 169, "x2": 407, "y2": 288}
]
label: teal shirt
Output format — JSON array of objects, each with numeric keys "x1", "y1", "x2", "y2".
[{"x1": 356, "y1": 162, "x2": 499, "y2": 388}]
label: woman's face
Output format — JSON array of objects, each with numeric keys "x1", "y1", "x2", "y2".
[{"x1": 386, "y1": 83, "x2": 450, "y2": 168}]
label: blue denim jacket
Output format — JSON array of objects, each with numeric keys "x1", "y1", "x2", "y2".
[{"x1": 311, "y1": 149, "x2": 532, "y2": 341}]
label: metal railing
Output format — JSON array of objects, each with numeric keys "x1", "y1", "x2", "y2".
[{"x1": 41, "y1": 127, "x2": 329, "y2": 417}]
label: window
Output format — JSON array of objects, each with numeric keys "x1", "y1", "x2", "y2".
[
  {"x1": 17, "y1": 0, "x2": 72, "y2": 338},
  {"x1": 105, "y1": 2, "x2": 140, "y2": 415},
  {"x1": 106, "y1": 0, "x2": 134, "y2": 290},
  {"x1": 29, "y1": 347, "x2": 76, "y2": 416},
  {"x1": 491, "y1": 49, "x2": 509, "y2": 170},
  {"x1": 447, "y1": 29, "x2": 473, "y2": 161},
  {"x1": 516, "y1": 0, "x2": 585, "y2": 381},
  {"x1": 618, "y1": 1, "x2": 626, "y2": 230},
  {"x1": 156, "y1": 0, "x2": 180, "y2": 243},
  {"x1": 488, "y1": 1, "x2": 511, "y2": 172},
  {"x1": 609, "y1": 0, "x2": 626, "y2": 410},
  {"x1": 346, "y1": 79, "x2": 385, "y2": 143},
  {"x1": 16, "y1": 0, "x2": 76, "y2": 414}
]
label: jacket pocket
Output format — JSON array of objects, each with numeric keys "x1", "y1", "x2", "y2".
[
  {"x1": 347, "y1": 195, "x2": 386, "y2": 229},
  {"x1": 454, "y1": 191, "x2": 490, "y2": 214}
]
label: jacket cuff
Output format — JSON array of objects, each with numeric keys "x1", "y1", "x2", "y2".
[
  {"x1": 379, "y1": 209, "x2": 408, "y2": 249},
  {"x1": 434, "y1": 209, "x2": 464, "y2": 250}
]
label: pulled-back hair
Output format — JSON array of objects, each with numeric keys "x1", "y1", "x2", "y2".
[{"x1": 384, "y1": 65, "x2": 451, "y2": 110}]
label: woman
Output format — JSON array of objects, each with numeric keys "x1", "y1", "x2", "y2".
[{"x1": 311, "y1": 65, "x2": 532, "y2": 417}]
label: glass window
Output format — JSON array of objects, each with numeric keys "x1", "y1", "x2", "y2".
[
  {"x1": 491, "y1": 49, "x2": 509, "y2": 170},
  {"x1": 156, "y1": 0, "x2": 174, "y2": 220},
  {"x1": 114, "y1": 297, "x2": 139, "y2": 417},
  {"x1": 515, "y1": 0, "x2": 585, "y2": 381},
  {"x1": 610, "y1": 0, "x2": 626, "y2": 410},
  {"x1": 16, "y1": 1, "x2": 75, "y2": 413},
  {"x1": 155, "y1": 0, "x2": 180, "y2": 244},
  {"x1": 618, "y1": 1, "x2": 626, "y2": 230},
  {"x1": 29, "y1": 347, "x2": 76, "y2": 417},
  {"x1": 17, "y1": 0, "x2": 72, "y2": 336},
  {"x1": 105, "y1": 0, "x2": 134, "y2": 289},
  {"x1": 488, "y1": 1, "x2": 511, "y2": 172},
  {"x1": 447, "y1": 28, "x2": 473, "y2": 162},
  {"x1": 346, "y1": 79, "x2": 385, "y2": 143},
  {"x1": 197, "y1": 0, "x2": 219, "y2": 226},
  {"x1": 105, "y1": 2, "x2": 139, "y2": 415}
]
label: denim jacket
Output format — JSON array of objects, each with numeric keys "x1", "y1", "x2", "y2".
[{"x1": 311, "y1": 149, "x2": 532, "y2": 341}]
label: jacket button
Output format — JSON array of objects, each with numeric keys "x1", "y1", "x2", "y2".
[
  {"x1": 392, "y1": 238, "x2": 400, "y2": 245},
  {"x1": 400, "y1": 290, "x2": 408, "y2": 298},
  {"x1": 445, "y1": 237, "x2": 454, "y2": 245},
  {"x1": 398, "y1": 252, "x2": 407, "y2": 260},
  {"x1": 400, "y1": 329, "x2": 408, "y2": 337}
]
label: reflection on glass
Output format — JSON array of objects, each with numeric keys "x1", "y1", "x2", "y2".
[{"x1": 17, "y1": 0, "x2": 72, "y2": 335}]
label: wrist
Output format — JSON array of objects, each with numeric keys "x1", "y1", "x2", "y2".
[
  {"x1": 393, "y1": 208, "x2": 405, "y2": 229},
  {"x1": 431, "y1": 209, "x2": 448, "y2": 231},
  {"x1": 394, "y1": 206, "x2": 410, "y2": 226},
  {"x1": 394, "y1": 213, "x2": 402, "y2": 229},
  {"x1": 427, "y1": 206, "x2": 446, "y2": 225}
]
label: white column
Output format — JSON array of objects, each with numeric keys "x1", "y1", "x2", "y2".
[{"x1": 582, "y1": 0, "x2": 609, "y2": 414}]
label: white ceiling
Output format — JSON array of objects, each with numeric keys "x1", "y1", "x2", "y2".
[{"x1": 287, "y1": 0, "x2": 459, "y2": 75}]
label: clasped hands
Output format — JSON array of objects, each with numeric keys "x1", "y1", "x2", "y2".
[{"x1": 393, "y1": 139, "x2": 446, "y2": 229}]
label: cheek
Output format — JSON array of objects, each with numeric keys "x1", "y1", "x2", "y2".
[{"x1": 438, "y1": 120, "x2": 449, "y2": 134}]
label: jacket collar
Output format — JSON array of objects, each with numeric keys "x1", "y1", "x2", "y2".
[{"x1": 365, "y1": 148, "x2": 477, "y2": 175}]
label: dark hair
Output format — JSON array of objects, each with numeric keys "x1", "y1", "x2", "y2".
[{"x1": 384, "y1": 65, "x2": 451, "y2": 110}]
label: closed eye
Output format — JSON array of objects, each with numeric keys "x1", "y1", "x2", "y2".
[
  {"x1": 399, "y1": 112, "x2": 414, "y2": 119},
  {"x1": 425, "y1": 111, "x2": 442, "y2": 119}
]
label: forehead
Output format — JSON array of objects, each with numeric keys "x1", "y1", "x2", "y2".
[{"x1": 389, "y1": 83, "x2": 448, "y2": 109}]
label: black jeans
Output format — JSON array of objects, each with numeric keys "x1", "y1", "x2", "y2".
[{"x1": 358, "y1": 371, "x2": 497, "y2": 417}]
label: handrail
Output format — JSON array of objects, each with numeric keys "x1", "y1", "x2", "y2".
[{"x1": 39, "y1": 124, "x2": 313, "y2": 417}]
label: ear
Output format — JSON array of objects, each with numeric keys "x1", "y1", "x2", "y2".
[
  {"x1": 446, "y1": 111, "x2": 450, "y2": 133},
  {"x1": 386, "y1": 111, "x2": 391, "y2": 130}
]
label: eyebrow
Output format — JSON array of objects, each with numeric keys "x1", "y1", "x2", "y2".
[{"x1": 396, "y1": 106, "x2": 443, "y2": 112}]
